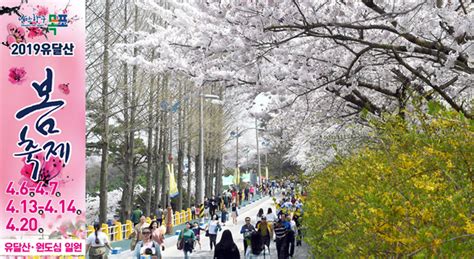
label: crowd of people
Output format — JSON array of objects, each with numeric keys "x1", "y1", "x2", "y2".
[
  {"x1": 239, "y1": 189, "x2": 305, "y2": 259},
  {"x1": 85, "y1": 179, "x2": 305, "y2": 258}
]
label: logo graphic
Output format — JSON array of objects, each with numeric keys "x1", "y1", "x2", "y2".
[{"x1": 19, "y1": 14, "x2": 69, "y2": 35}]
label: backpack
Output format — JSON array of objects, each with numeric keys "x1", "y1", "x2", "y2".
[{"x1": 138, "y1": 241, "x2": 158, "y2": 255}]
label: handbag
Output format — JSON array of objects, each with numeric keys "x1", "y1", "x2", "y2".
[
  {"x1": 89, "y1": 246, "x2": 107, "y2": 257},
  {"x1": 177, "y1": 231, "x2": 184, "y2": 250},
  {"x1": 177, "y1": 238, "x2": 184, "y2": 250},
  {"x1": 205, "y1": 230, "x2": 209, "y2": 237}
]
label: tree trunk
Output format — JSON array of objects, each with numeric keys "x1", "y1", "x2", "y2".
[
  {"x1": 204, "y1": 158, "x2": 210, "y2": 198},
  {"x1": 145, "y1": 75, "x2": 154, "y2": 215},
  {"x1": 185, "y1": 89, "x2": 192, "y2": 209},
  {"x1": 128, "y1": 0, "x2": 139, "y2": 211},
  {"x1": 161, "y1": 115, "x2": 168, "y2": 209},
  {"x1": 99, "y1": 0, "x2": 111, "y2": 225},
  {"x1": 153, "y1": 86, "x2": 161, "y2": 213},
  {"x1": 154, "y1": 102, "x2": 164, "y2": 211},
  {"x1": 177, "y1": 84, "x2": 184, "y2": 210},
  {"x1": 215, "y1": 157, "x2": 222, "y2": 197},
  {"x1": 194, "y1": 154, "x2": 200, "y2": 203},
  {"x1": 145, "y1": 20, "x2": 157, "y2": 215},
  {"x1": 120, "y1": 2, "x2": 140, "y2": 221},
  {"x1": 161, "y1": 77, "x2": 169, "y2": 209},
  {"x1": 186, "y1": 146, "x2": 192, "y2": 208}
]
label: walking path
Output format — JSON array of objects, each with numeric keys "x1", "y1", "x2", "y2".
[{"x1": 111, "y1": 196, "x2": 312, "y2": 258}]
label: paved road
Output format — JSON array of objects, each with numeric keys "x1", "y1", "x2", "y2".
[{"x1": 113, "y1": 196, "x2": 312, "y2": 258}]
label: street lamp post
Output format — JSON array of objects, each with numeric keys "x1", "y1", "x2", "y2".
[
  {"x1": 231, "y1": 123, "x2": 265, "y2": 186},
  {"x1": 198, "y1": 93, "x2": 204, "y2": 205},
  {"x1": 236, "y1": 127, "x2": 239, "y2": 171},
  {"x1": 198, "y1": 93, "x2": 222, "y2": 205},
  {"x1": 255, "y1": 118, "x2": 261, "y2": 185}
]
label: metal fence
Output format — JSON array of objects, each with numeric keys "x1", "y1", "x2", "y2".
[{"x1": 87, "y1": 208, "x2": 194, "y2": 241}]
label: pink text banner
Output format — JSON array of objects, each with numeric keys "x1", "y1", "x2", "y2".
[{"x1": 0, "y1": 0, "x2": 86, "y2": 256}]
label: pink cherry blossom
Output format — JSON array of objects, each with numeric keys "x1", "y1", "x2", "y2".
[
  {"x1": 58, "y1": 83, "x2": 70, "y2": 95},
  {"x1": 72, "y1": 229, "x2": 86, "y2": 239},
  {"x1": 6, "y1": 35, "x2": 16, "y2": 46},
  {"x1": 27, "y1": 27, "x2": 44, "y2": 39},
  {"x1": 7, "y1": 23, "x2": 16, "y2": 34},
  {"x1": 37, "y1": 6, "x2": 48, "y2": 16},
  {"x1": 58, "y1": 224, "x2": 68, "y2": 238},
  {"x1": 76, "y1": 214, "x2": 86, "y2": 223},
  {"x1": 15, "y1": 27, "x2": 25, "y2": 38},
  {"x1": 8, "y1": 67, "x2": 27, "y2": 85},
  {"x1": 6, "y1": 23, "x2": 26, "y2": 45}
]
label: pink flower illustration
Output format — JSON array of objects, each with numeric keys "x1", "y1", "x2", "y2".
[
  {"x1": 72, "y1": 229, "x2": 86, "y2": 239},
  {"x1": 76, "y1": 214, "x2": 86, "y2": 224},
  {"x1": 37, "y1": 6, "x2": 48, "y2": 16},
  {"x1": 8, "y1": 67, "x2": 27, "y2": 85},
  {"x1": 19, "y1": 152, "x2": 65, "y2": 184},
  {"x1": 5, "y1": 23, "x2": 26, "y2": 47},
  {"x1": 58, "y1": 224, "x2": 68, "y2": 238},
  {"x1": 58, "y1": 83, "x2": 70, "y2": 95},
  {"x1": 27, "y1": 27, "x2": 44, "y2": 39}
]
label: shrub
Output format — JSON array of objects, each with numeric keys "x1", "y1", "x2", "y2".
[{"x1": 304, "y1": 110, "x2": 473, "y2": 257}]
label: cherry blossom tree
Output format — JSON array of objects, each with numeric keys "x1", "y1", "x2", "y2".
[{"x1": 116, "y1": 0, "x2": 473, "y2": 169}]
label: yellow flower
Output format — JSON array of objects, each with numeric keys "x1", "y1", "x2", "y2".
[{"x1": 465, "y1": 220, "x2": 474, "y2": 234}]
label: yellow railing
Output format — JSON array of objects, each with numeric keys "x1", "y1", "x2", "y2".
[
  {"x1": 87, "y1": 208, "x2": 196, "y2": 241},
  {"x1": 87, "y1": 220, "x2": 133, "y2": 242}
]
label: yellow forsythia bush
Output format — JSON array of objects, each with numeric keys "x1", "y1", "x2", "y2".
[{"x1": 304, "y1": 109, "x2": 473, "y2": 257}]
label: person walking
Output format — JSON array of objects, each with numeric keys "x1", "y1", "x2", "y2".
[
  {"x1": 209, "y1": 197, "x2": 215, "y2": 218},
  {"x1": 213, "y1": 229, "x2": 240, "y2": 259},
  {"x1": 192, "y1": 222, "x2": 203, "y2": 250},
  {"x1": 231, "y1": 203, "x2": 238, "y2": 225},
  {"x1": 273, "y1": 216, "x2": 288, "y2": 259},
  {"x1": 195, "y1": 204, "x2": 201, "y2": 220},
  {"x1": 221, "y1": 206, "x2": 228, "y2": 226},
  {"x1": 204, "y1": 198, "x2": 211, "y2": 220},
  {"x1": 286, "y1": 215, "x2": 298, "y2": 258},
  {"x1": 256, "y1": 208, "x2": 264, "y2": 223},
  {"x1": 150, "y1": 220, "x2": 165, "y2": 252},
  {"x1": 134, "y1": 228, "x2": 162, "y2": 259},
  {"x1": 86, "y1": 223, "x2": 112, "y2": 259},
  {"x1": 155, "y1": 205, "x2": 164, "y2": 226},
  {"x1": 256, "y1": 216, "x2": 273, "y2": 252},
  {"x1": 206, "y1": 215, "x2": 222, "y2": 250},
  {"x1": 131, "y1": 216, "x2": 149, "y2": 250},
  {"x1": 245, "y1": 232, "x2": 270, "y2": 259},
  {"x1": 131, "y1": 205, "x2": 143, "y2": 226},
  {"x1": 231, "y1": 189, "x2": 237, "y2": 204},
  {"x1": 240, "y1": 217, "x2": 256, "y2": 253},
  {"x1": 177, "y1": 222, "x2": 195, "y2": 259},
  {"x1": 266, "y1": 208, "x2": 277, "y2": 223},
  {"x1": 191, "y1": 204, "x2": 196, "y2": 219},
  {"x1": 293, "y1": 208, "x2": 303, "y2": 246},
  {"x1": 206, "y1": 214, "x2": 221, "y2": 250}
]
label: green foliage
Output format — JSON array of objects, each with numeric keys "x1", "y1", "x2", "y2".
[
  {"x1": 427, "y1": 100, "x2": 445, "y2": 115},
  {"x1": 304, "y1": 110, "x2": 473, "y2": 257}
]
